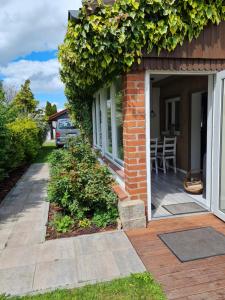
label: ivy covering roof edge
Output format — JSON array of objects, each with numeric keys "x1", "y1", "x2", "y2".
[{"x1": 58, "y1": 0, "x2": 225, "y2": 135}]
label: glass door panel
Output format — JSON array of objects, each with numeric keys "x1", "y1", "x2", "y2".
[{"x1": 219, "y1": 79, "x2": 225, "y2": 213}]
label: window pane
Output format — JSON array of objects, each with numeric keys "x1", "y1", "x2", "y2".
[
  {"x1": 115, "y1": 78, "x2": 124, "y2": 161},
  {"x1": 168, "y1": 102, "x2": 172, "y2": 130},
  {"x1": 93, "y1": 101, "x2": 97, "y2": 144},
  {"x1": 175, "y1": 101, "x2": 180, "y2": 131},
  {"x1": 106, "y1": 89, "x2": 112, "y2": 153},
  {"x1": 95, "y1": 99, "x2": 98, "y2": 144},
  {"x1": 98, "y1": 94, "x2": 102, "y2": 147},
  {"x1": 220, "y1": 80, "x2": 225, "y2": 213}
]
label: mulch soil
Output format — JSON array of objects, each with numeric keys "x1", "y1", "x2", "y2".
[
  {"x1": 0, "y1": 165, "x2": 29, "y2": 205},
  {"x1": 46, "y1": 203, "x2": 117, "y2": 240}
]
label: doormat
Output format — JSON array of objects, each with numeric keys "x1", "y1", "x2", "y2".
[
  {"x1": 158, "y1": 227, "x2": 225, "y2": 262},
  {"x1": 162, "y1": 202, "x2": 208, "y2": 215}
]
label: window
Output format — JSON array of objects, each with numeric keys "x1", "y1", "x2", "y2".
[
  {"x1": 94, "y1": 93, "x2": 102, "y2": 148},
  {"x1": 57, "y1": 119, "x2": 75, "y2": 129},
  {"x1": 92, "y1": 77, "x2": 124, "y2": 167},
  {"x1": 166, "y1": 97, "x2": 180, "y2": 134},
  {"x1": 114, "y1": 78, "x2": 124, "y2": 161},
  {"x1": 106, "y1": 87, "x2": 113, "y2": 154}
]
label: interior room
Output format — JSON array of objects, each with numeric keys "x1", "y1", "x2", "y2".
[{"x1": 150, "y1": 74, "x2": 210, "y2": 218}]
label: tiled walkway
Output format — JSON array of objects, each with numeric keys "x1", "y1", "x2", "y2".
[{"x1": 0, "y1": 163, "x2": 145, "y2": 296}]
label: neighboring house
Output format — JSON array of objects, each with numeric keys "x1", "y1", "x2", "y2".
[
  {"x1": 48, "y1": 109, "x2": 69, "y2": 139},
  {"x1": 69, "y1": 7, "x2": 225, "y2": 228}
]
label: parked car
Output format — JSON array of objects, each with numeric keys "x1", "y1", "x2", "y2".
[{"x1": 55, "y1": 118, "x2": 80, "y2": 147}]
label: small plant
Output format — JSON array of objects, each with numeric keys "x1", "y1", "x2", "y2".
[
  {"x1": 78, "y1": 218, "x2": 91, "y2": 228},
  {"x1": 51, "y1": 214, "x2": 74, "y2": 233},
  {"x1": 92, "y1": 209, "x2": 118, "y2": 228}
]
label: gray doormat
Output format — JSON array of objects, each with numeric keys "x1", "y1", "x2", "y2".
[
  {"x1": 162, "y1": 202, "x2": 208, "y2": 215},
  {"x1": 158, "y1": 227, "x2": 225, "y2": 262}
]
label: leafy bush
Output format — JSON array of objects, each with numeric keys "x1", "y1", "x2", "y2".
[
  {"x1": 0, "y1": 103, "x2": 47, "y2": 181},
  {"x1": 51, "y1": 213, "x2": 74, "y2": 233},
  {"x1": 48, "y1": 136, "x2": 118, "y2": 227},
  {"x1": 7, "y1": 118, "x2": 41, "y2": 168},
  {"x1": 0, "y1": 106, "x2": 11, "y2": 180}
]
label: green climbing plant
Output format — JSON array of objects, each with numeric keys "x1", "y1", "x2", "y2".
[{"x1": 59, "y1": 0, "x2": 225, "y2": 136}]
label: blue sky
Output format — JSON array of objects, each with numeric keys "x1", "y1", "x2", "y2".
[{"x1": 0, "y1": 0, "x2": 82, "y2": 111}]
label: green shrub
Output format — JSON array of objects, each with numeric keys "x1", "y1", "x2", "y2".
[
  {"x1": 51, "y1": 213, "x2": 74, "y2": 233},
  {"x1": 0, "y1": 105, "x2": 11, "y2": 180},
  {"x1": 7, "y1": 118, "x2": 41, "y2": 168},
  {"x1": 48, "y1": 136, "x2": 118, "y2": 226}
]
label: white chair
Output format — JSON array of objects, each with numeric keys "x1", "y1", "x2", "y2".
[
  {"x1": 150, "y1": 138, "x2": 158, "y2": 174},
  {"x1": 158, "y1": 137, "x2": 177, "y2": 174}
]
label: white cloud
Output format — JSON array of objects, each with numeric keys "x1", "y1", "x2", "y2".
[
  {"x1": 0, "y1": 59, "x2": 63, "y2": 93},
  {"x1": 0, "y1": 0, "x2": 82, "y2": 65}
]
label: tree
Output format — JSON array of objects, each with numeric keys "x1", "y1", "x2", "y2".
[
  {"x1": 3, "y1": 83, "x2": 17, "y2": 104},
  {"x1": 0, "y1": 81, "x2": 5, "y2": 103},
  {"x1": 45, "y1": 101, "x2": 57, "y2": 117},
  {"x1": 13, "y1": 79, "x2": 38, "y2": 113}
]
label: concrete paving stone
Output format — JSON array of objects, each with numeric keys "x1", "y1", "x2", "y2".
[
  {"x1": 75, "y1": 251, "x2": 120, "y2": 283},
  {"x1": 73, "y1": 233, "x2": 110, "y2": 256},
  {"x1": 0, "y1": 231, "x2": 11, "y2": 250},
  {"x1": 6, "y1": 229, "x2": 45, "y2": 248},
  {"x1": 0, "y1": 219, "x2": 17, "y2": 230},
  {"x1": 113, "y1": 248, "x2": 146, "y2": 276},
  {"x1": 38, "y1": 238, "x2": 75, "y2": 263},
  {"x1": 12, "y1": 220, "x2": 44, "y2": 233},
  {"x1": 33, "y1": 259, "x2": 78, "y2": 291},
  {"x1": 0, "y1": 265, "x2": 35, "y2": 296},
  {"x1": 104, "y1": 231, "x2": 133, "y2": 250},
  {"x1": 0, "y1": 245, "x2": 39, "y2": 269}
]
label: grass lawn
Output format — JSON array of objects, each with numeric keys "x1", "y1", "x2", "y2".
[
  {"x1": 34, "y1": 140, "x2": 56, "y2": 163},
  {"x1": 0, "y1": 273, "x2": 166, "y2": 300}
]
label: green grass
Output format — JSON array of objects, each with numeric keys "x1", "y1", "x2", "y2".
[
  {"x1": 34, "y1": 140, "x2": 56, "y2": 163},
  {"x1": 0, "y1": 273, "x2": 166, "y2": 300}
]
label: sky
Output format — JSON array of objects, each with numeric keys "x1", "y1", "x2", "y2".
[{"x1": 0, "y1": 0, "x2": 82, "y2": 111}]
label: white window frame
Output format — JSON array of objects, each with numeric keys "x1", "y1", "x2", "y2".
[
  {"x1": 92, "y1": 81, "x2": 124, "y2": 169},
  {"x1": 165, "y1": 97, "x2": 180, "y2": 135},
  {"x1": 105, "y1": 87, "x2": 113, "y2": 158}
]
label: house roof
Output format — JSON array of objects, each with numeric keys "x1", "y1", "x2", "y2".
[
  {"x1": 132, "y1": 21, "x2": 225, "y2": 72},
  {"x1": 48, "y1": 109, "x2": 68, "y2": 121}
]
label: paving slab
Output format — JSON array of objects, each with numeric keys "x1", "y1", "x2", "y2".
[
  {"x1": 33, "y1": 259, "x2": 78, "y2": 291},
  {"x1": 0, "y1": 265, "x2": 35, "y2": 296}
]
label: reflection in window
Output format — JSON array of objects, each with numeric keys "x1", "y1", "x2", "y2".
[
  {"x1": 175, "y1": 101, "x2": 180, "y2": 131},
  {"x1": 220, "y1": 80, "x2": 225, "y2": 212},
  {"x1": 115, "y1": 78, "x2": 124, "y2": 161},
  {"x1": 106, "y1": 88, "x2": 112, "y2": 154}
]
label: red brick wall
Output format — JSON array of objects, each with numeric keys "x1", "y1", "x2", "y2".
[{"x1": 123, "y1": 71, "x2": 147, "y2": 205}]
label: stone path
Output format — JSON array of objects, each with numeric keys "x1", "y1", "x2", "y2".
[{"x1": 0, "y1": 163, "x2": 145, "y2": 296}]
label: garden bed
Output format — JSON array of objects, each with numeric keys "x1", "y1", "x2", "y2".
[
  {"x1": 0, "y1": 164, "x2": 29, "y2": 205},
  {"x1": 46, "y1": 203, "x2": 117, "y2": 240}
]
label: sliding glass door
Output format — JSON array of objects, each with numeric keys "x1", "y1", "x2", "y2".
[
  {"x1": 212, "y1": 71, "x2": 225, "y2": 221},
  {"x1": 219, "y1": 79, "x2": 225, "y2": 215}
]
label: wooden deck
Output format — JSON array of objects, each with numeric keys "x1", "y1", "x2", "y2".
[
  {"x1": 151, "y1": 172, "x2": 207, "y2": 218},
  {"x1": 126, "y1": 214, "x2": 225, "y2": 300}
]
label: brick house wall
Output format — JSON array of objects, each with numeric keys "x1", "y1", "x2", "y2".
[{"x1": 122, "y1": 71, "x2": 147, "y2": 206}]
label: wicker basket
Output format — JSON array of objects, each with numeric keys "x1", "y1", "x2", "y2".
[{"x1": 183, "y1": 170, "x2": 203, "y2": 195}]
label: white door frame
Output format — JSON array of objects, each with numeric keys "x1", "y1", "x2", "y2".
[
  {"x1": 211, "y1": 70, "x2": 225, "y2": 221},
  {"x1": 145, "y1": 70, "x2": 215, "y2": 221}
]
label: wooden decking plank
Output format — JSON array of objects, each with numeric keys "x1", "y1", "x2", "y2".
[{"x1": 126, "y1": 214, "x2": 225, "y2": 300}]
